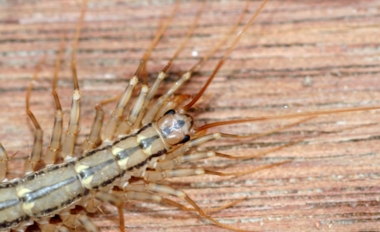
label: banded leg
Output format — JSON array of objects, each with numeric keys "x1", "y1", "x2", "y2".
[
  {"x1": 125, "y1": 182, "x2": 207, "y2": 216},
  {"x1": 101, "y1": 76, "x2": 138, "y2": 142},
  {"x1": 44, "y1": 37, "x2": 65, "y2": 166},
  {"x1": 59, "y1": 212, "x2": 99, "y2": 232},
  {"x1": 60, "y1": 0, "x2": 87, "y2": 159},
  {"x1": 82, "y1": 96, "x2": 116, "y2": 152},
  {"x1": 82, "y1": 104, "x2": 104, "y2": 152},
  {"x1": 24, "y1": 58, "x2": 45, "y2": 174},
  {"x1": 125, "y1": 190, "x2": 243, "y2": 214},
  {"x1": 131, "y1": 3, "x2": 204, "y2": 126},
  {"x1": 115, "y1": 85, "x2": 149, "y2": 136},
  {"x1": 145, "y1": 153, "x2": 290, "y2": 183},
  {"x1": 94, "y1": 192, "x2": 125, "y2": 232},
  {"x1": 102, "y1": 2, "x2": 180, "y2": 141},
  {"x1": 141, "y1": 1, "x2": 252, "y2": 124},
  {"x1": 125, "y1": 182, "x2": 249, "y2": 232},
  {"x1": 82, "y1": 91, "x2": 121, "y2": 153}
]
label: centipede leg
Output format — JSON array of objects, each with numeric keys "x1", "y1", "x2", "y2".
[
  {"x1": 125, "y1": 190, "x2": 199, "y2": 212},
  {"x1": 125, "y1": 182, "x2": 210, "y2": 218},
  {"x1": 39, "y1": 223, "x2": 70, "y2": 232},
  {"x1": 103, "y1": 3, "x2": 180, "y2": 141},
  {"x1": 82, "y1": 104, "x2": 105, "y2": 152},
  {"x1": 142, "y1": 1, "x2": 252, "y2": 124},
  {"x1": 125, "y1": 182, "x2": 248, "y2": 232},
  {"x1": 163, "y1": 115, "x2": 312, "y2": 163},
  {"x1": 44, "y1": 37, "x2": 65, "y2": 166},
  {"x1": 164, "y1": 133, "x2": 221, "y2": 161},
  {"x1": 60, "y1": 60, "x2": 81, "y2": 160},
  {"x1": 82, "y1": 94, "x2": 122, "y2": 152},
  {"x1": 60, "y1": 0, "x2": 87, "y2": 160},
  {"x1": 0, "y1": 143, "x2": 9, "y2": 181},
  {"x1": 155, "y1": 151, "x2": 214, "y2": 170},
  {"x1": 94, "y1": 192, "x2": 125, "y2": 232},
  {"x1": 115, "y1": 85, "x2": 149, "y2": 136},
  {"x1": 59, "y1": 212, "x2": 99, "y2": 232},
  {"x1": 101, "y1": 77, "x2": 138, "y2": 142},
  {"x1": 125, "y1": 190, "x2": 242, "y2": 218},
  {"x1": 24, "y1": 59, "x2": 45, "y2": 174},
  {"x1": 139, "y1": 3, "x2": 205, "y2": 124}
]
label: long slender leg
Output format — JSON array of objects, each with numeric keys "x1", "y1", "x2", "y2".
[
  {"x1": 125, "y1": 190, "x2": 245, "y2": 214},
  {"x1": 60, "y1": 0, "x2": 87, "y2": 159},
  {"x1": 180, "y1": 0, "x2": 269, "y2": 113},
  {"x1": 24, "y1": 58, "x2": 45, "y2": 174},
  {"x1": 102, "y1": 2, "x2": 180, "y2": 142},
  {"x1": 39, "y1": 223, "x2": 70, "y2": 232},
  {"x1": 124, "y1": 182, "x2": 249, "y2": 232},
  {"x1": 114, "y1": 85, "x2": 148, "y2": 136},
  {"x1": 44, "y1": 37, "x2": 65, "y2": 165},
  {"x1": 146, "y1": 159, "x2": 289, "y2": 183},
  {"x1": 164, "y1": 116, "x2": 311, "y2": 162},
  {"x1": 141, "y1": 1, "x2": 253, "y2": 124},
  {"x1": 81, "y1": 94, "x2": 120, "y2": 152},
  {"x1": 127, "y1": 3, "x2": 205, "y2": 127},
  {"x1": 59, "y1": 212, "x2": 99, "y2": 232},
  {"x1": 82, "y1": 104, "x2": 105, "y2": 152},
  {"x1": 94, "y1": 192, "x2": 125, "y2": 232},
  {"x1": 101, "y1": 76, "x2": 138, "y2": 142}
]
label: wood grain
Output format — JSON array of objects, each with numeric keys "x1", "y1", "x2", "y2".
[{"x1": 1, "y1": 0, "x2": 380, "y2": 231}]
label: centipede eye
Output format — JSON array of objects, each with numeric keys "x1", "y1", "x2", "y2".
[
  {"x1": 164, "y1": 109, "x2": 176, "y2": 116},
  {"x1": 179, "y1": 134, "x2": 190, "y2": 144}
]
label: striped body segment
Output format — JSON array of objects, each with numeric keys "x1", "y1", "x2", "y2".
[
  {"x1": 16, "y1": 162, "x2": 85, "y2": 218},
  {"x1": 0, "y1": 112, "x2": 193, "y2": 231},
  {"x1": 0, "y1": 182, "x2": 29, "y2": 230}
]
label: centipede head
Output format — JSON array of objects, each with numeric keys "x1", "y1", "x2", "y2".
[{"x1": 156, "y1": 109, "x2": 193, "y2": 146}]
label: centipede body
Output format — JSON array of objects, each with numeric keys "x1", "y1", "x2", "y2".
[{"x1": 1, "y1": 0, "x2": 380, "y2": 231}]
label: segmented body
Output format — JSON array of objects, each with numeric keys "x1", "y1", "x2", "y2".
[
  {"x1": 1, "y1": 110, "x2": 193, "y2": 230},
  {"x1": 1, "y1": 0, "x2": 380, "y2": 231}
]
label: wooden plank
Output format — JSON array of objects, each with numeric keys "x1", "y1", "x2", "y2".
[{"x1": 1, "y1": 0, "x2": 380, "y2": 231}]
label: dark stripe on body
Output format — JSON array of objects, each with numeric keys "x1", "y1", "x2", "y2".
[
  {"x1": 94, "y1": 174, "x2": 122, "y2": 190},
  {"x1": 21, "y1": 176, "x2": 79, "y2": 203},
  {"x1": 139, "y1": 135, "x2": 160, "y2": 149},
  {"x1": 111, "y1": 122, "x2": 167, "y2": 171},
  {"x1": 0, "y1": 216, "x2": 29, "y2": 229},
  {"x1": 78, "y1": 158, "x2": 122, "y2": 190},
  {"x1": 113, "y1": 123, "x2": 152, "y2": 146},
  {"x1": 0, "y1": 199, "x2": 19, "y2": 210},
  {"x1": 38, "y1": 192, "x2": 83, "y2": 216},
  {"x1": 21, "y1": 162, "x2": 73, "y2": 182},
  {"x1": 78, "y1": 159, "x2": 115, "y2": 179},
  {"x1": 127, "y1": 149, "x2": 167, "y2": 171},
  {"x1": 78, "y1": 145, "x2": 114, "y2": 162},
  {"x1": 115, "y1": 146, "x2": 140, "y2": 160}
]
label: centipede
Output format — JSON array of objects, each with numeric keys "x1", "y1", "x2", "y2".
[{"x1": 1, "y1": 0, "x2": 380, "y2": 231}]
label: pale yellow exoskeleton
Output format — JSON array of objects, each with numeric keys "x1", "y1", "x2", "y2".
[
  {"x1": 2, "y1": 1, "x2": 380, "y2": 232},
  {"x1": 0, "y1": 1, "x2": 274, "y2": 231}
]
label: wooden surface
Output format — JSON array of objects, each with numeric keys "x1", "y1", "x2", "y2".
[{"x1": 1, "y1": 0, "x2": 380, "y2": 231}]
